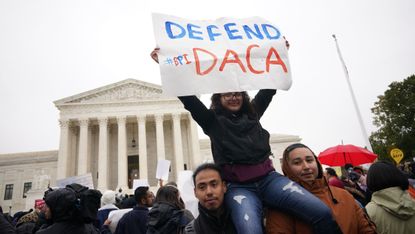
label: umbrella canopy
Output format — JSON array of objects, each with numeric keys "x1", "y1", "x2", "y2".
[{"x1": 318, "y1": 144, "x2": 378, "y2": 166}]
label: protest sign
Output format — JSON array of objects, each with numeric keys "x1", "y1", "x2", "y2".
[
  {"x1": 156, "y1": 159, "x2": 171, "y2": 181},
  {"x1": 56, "y1": 173, "x2": 94, "y2": 189},
  {"x1": 152, "y1": 13, "x2": 292, "y2": 96},
  {"x1": 178, "y1": 170, "x2": 199, "y2": 217},
  {"x1": 133, "y1": 179, "x2": 150, "y2": 190}
]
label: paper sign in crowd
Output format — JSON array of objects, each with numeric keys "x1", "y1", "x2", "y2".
[{"x1": 152, "y1": 13, "x2": 292, "y2": 96}]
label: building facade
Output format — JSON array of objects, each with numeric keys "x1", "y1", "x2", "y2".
[{"x1": 0, "y1": 79, "x2": 300, "y2": 213}]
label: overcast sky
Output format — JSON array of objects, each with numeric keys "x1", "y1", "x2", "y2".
[{"x1": 1, "y1": 0, "x2": 414, "y2": 155}]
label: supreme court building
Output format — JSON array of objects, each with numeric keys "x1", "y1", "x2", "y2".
[{"x1": 0, "y1": 79, "x2": 301, "y2": 213}]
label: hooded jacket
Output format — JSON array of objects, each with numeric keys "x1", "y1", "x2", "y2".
[
  {"x1": 266, "y1": 152, "x2": 377, "y2": 234},
  {"x1": 36, "y1": 188, "x2": 98, "y2": 234},
  {"x1": 147, "y1": 202, "x2": 194, "y2": 234},
  {"x1": 365, "y1": 187, "x2": 415, "y2": 234}
]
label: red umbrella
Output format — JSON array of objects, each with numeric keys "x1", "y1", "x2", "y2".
[{"x1": 318, "y1": 144, "x2": 378, "y2": 166}]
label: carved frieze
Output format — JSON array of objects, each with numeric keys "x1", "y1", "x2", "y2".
[{"x1": 68, "y1": 83, "x2": 162, "y2": 103}]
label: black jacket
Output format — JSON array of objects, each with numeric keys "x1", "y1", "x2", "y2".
[
  {"x1": 35, "y1": 188, "x2": 99, "y2": 234},
  {"x1": 183, "y1": 204, "x2": 236, "y2": 234},
  {"x1": 0, "y1": 213, "x2": 16, "y2": 234},
  {"x1": 179, "y1": 89, "x2": 275, "y2": 165},
  {"x1": 147, "y1": 202, "x2": 194, "y2": 234},
  {"x1": 113, "y1": 205, "x2": 149, "y2": 234}
]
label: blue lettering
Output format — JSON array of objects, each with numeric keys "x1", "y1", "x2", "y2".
[
  {"x1": 207, "y1": 25, "x2": 222, "y2": 41},
  {"x1": 187, "y1": 24, "x2": 203, "y2": 40},
  {"x1": 224, "y1": 23, "x2": 243, "y2": 40},
  {"x1": 262, "y1": 24, "x2": 280, "y2": 40},
  {"x1": 165, "y1": 21, "x2": 186, "y2": 39},
  {"x1": 243, "y1": 24, "x2": 264, "y2": 40}
]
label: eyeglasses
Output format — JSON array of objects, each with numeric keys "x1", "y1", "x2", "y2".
[{"x1": 221, "y1": 92, "x2": 243, "y2": 100}]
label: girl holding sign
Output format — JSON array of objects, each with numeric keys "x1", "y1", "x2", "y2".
[{"x1": 151, "y1": 48, "x2": 341, "y2": 234}]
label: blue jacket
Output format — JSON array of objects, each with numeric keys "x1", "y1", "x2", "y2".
[{"x1": 113, "y1": 205, "x2": 149, "y2": 234}]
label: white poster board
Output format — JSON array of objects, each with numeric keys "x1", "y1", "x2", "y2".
[
  {"x1": 178, "y1": 170, "x2": 199, "y2": 217},
  {"x1": 152, "y1": 13, "x2": 292, "y2": 96},
  {"x1": 56, "y1": 173, "x2": 94, "y2": 189},
  {"x1": 156, "y1": 159, "x2": 171, "y2": 181},
  {"x1": 132, "y1": 179, "x2": 150, "y2": 190}
]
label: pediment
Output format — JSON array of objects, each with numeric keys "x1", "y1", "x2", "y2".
[{"x1": 54, "y1": 79, "x2": 163, "y2": 105}]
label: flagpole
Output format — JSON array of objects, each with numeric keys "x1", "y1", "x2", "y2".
[{"x1": 332, "y1": 34, "x2": 373, "y2": 152}]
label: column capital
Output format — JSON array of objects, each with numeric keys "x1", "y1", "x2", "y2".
[
  {"x1": 154, "y1": 113, "x2": 164, "y2": 122},
  {"x1": 116, "y1": 116, "x2": 127, "y2": 124},
  {"x1": 137, "y1": 115, "x2": 146, "y2": 122},
  {"x1": 59, "y1": 119, "x2": 70, "y2": 128},
  {"x1": 172, "y1": 113, "x2": 182, "y2": 121},
  {"x1": 98, "y1": 117, "x2": 109, "y2": 126},
  {"x1": 79, "y1": 118, "x2": 89, "y2": 127}
]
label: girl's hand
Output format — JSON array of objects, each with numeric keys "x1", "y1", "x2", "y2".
[{"x1": 150, "y1": 48, "x2": 160, "y2": 63}]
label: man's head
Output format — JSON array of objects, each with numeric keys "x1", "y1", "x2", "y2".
[
  {"x1": 134, "y1": 186, "x2": 154, "y2": 207},
  {"x1": 193, "y1": 163, "x2": 227, "y2": 211}
]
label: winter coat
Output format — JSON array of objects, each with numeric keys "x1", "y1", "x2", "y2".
[
  {"x1": 113, "y1": 205, "x2": 149, "y2": 234},
  {"x1": 35, "y1": 222, "x2": 98, "y2": 234},
  {"x1": 35, "y1": 188, "x2": 99, "y2": 234},
  {"x1": 183, "y1": 203, "x2": 236, "y2": 234},
  {"x1": 266, "y1": 155, "x2": 377, "y2": 234},
  {"x1": 366, "y1": 187, "x2": 415, "y2": 234},
  {"x1": 178, "y1": 89, "x2": 275, "y2": 166},
  {"x1": 147, "y1": 202, "x2": 194, "y2": 234},
  {"x1": 0, "y1": 213, "x2": 16, "y2": 234}
]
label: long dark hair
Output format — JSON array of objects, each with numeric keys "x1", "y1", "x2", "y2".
[
  {"x1": 367, "y1": 161, "x2": 409, "y2": 192},
  {"x1": 210, "y1": 92, "x2": 256, "y2": 117},
  {"x1": 155, "y1": 185, "x2": 184, "y2": 209}
]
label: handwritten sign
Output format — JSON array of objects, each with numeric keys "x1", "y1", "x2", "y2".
[
  {"x1": 390, "y1": 148, "x2": 404, "y2": 164},
  {"x1": 152, "y1": 13, "x2": 292, "y2": 96}
]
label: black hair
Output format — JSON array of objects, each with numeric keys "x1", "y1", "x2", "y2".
[
  {"x1": 344, "y1": 163, "x2": 353, "y2": 171},
  {"x1": 155, "y1": 185, "x2": 184, "y2": 209},
  {"x1": 134, "y1": 186, "x2": 149, "y2": 204},
  {"x1": 210, "y1": 92, "x2": 256, "y2": 117},
  {"x1": 367, "y1": 161, "x2": 409, "y2": 192},
  {"x1": 325, "y1": 168, "x2": 338, "y2": 177},
  {"x1": 192, "y1": 163, "x2": 223, "y2": 186}
]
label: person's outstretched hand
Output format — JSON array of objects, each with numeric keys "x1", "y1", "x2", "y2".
[{"x1": 150, "y1": 48, "x2": 160, "y2": 64}]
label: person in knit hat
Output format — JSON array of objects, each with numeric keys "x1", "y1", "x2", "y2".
[
  {"x1": 365, "y1": 161, "x2": 415, "y2": 234},
  {"x1": 266, "y1": 143, "x2": 377, "y2": 234},
  {"x1": 97, "y1": 190, "x2": 119, "y2": 229}
]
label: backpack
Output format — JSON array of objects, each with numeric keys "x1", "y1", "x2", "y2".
[{"x1": 65, "y1": 183, "x2": 102, "y2": 223}]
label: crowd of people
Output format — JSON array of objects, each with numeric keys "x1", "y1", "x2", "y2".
[
  {"x1": 2, "y1": 157, "x2": 415, "y2": 234},
  {"x1": 2, "y1": 45, "x2": 415, "y2": 234}
]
